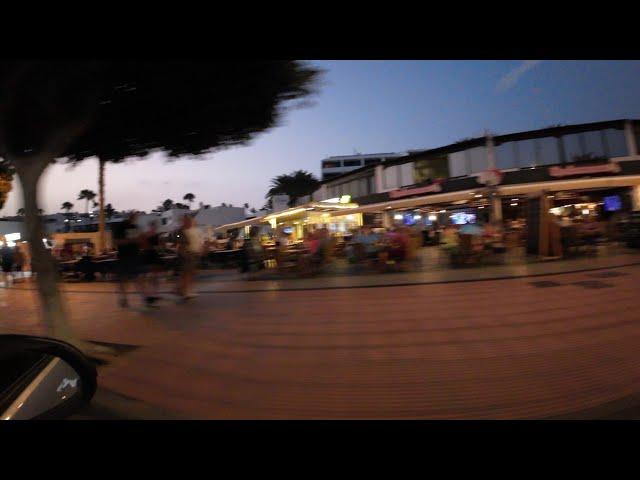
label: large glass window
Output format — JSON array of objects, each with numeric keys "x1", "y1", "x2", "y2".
[
  {"x1": 603, "y1": 128, "x2": 628, "y2": 157},
  {"x1": 383, "y1": 166, "x2": 399, "y2": 190},
  {"x1": 323, "y1": 160, "x2": 341, "y2": 168},
  {"x1": 536, "y1": 136, "x2": 561, "y2": 165},
  {"x1": 364, "y1": 158, "x2": 381, "y2": 166},
  {"x1": 467, "y1": 147, "x2": 487, "y2": 174},
  {"x1": 495, "y1": 142, "x2": 518, "y2": 169},
  {"x1": 359, "y1": 178, "x2": 369, "y2": 196},
  {"x1": 343, "y1": 160, "x2": 362, "y2": 167},
  {"x1": 399, "y1": 163, "x2": 414, "y2": 186},
  {"x1": 582, "y1": 130, "x2": 606, "y2": 158},
  {"x1": 562, "y1": 133, "x2": 584, "y2": 162},
  {"x1": 448, "y1": 150, "x2": 468, "y2": 177},
  {"x1": 413, "y1": 156, "x2": 450, "y2": 183}
]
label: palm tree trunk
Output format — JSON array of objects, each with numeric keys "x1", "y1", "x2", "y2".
[
  {"x1": 14, "y1": 161, "x2": 73, "y2": 340},
  {"x1": 98, "y1": 159, "x2": 106, "y2": 253}
]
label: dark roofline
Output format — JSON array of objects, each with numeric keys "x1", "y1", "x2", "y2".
[
  {"x1": 382, "y1": 119, "x2": 637, "y2": 167},
  {"x1": 319, "y1": 118, "x2": 638, "y2": 187},
  {"x1": 323, "y1": 152, "x2": 406, "y2": 161},
  {"x1": 320, "y1": 164, "x2": 377, "y2": 185}
]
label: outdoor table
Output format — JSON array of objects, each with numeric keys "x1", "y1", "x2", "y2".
[{"x1": 209, "y1": 249, "x2": 242, "y2": 268}]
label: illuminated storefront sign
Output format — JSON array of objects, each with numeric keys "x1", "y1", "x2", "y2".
[
  {"x1": 548, "y1": 163, "x2": 621, "y2": 177},
  {"x1": 476, "y1": 169, "x2": 504, "y2": 186},
  {"x1": 389, "y1": 183, "x2": 442, "y2": 199}
]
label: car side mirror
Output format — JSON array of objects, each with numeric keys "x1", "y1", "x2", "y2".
[{"x1": 0, "y1": 335, "x2": 97, "y2": 420}]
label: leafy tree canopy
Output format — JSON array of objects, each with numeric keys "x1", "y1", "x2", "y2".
[{"x1": 266, "y1": 170, "x2": 320, "y2": 207}]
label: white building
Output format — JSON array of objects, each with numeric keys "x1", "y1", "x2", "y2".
[
  {"x1": 321, "y1": 152, "x2": 407, "y2": 181},
  {"x1": 194, "y1": 205, "x2": 246, "y2": 238}
]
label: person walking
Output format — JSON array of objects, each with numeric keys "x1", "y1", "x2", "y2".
[
  {"x1": 141, "y1": 220, "x2": 162, "y2": 307},
  {"x1": 176, "y1": 215, "x2": 203, "y2": 302},
  {"x1": 1, "y1": 240, "x2": 15, "y2": 288},
  {"x1": 112, "y1": 212, "x2": 143, "y2": 308}
]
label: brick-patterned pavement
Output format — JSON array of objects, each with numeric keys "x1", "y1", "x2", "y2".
[{"x1": 2, "y1": 264, "x2": 640, "y2": 419}]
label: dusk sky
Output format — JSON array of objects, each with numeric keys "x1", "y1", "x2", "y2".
[{"x1": 3, "y1": 60, "x2": 640, "y2": 216}]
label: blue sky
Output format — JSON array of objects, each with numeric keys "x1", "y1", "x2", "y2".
[{"x1": 3, "y1": 60, "x2": 640, "y2": 215}]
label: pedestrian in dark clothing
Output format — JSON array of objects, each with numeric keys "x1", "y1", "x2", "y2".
[{"x1": 112, "y1": 212, "x2": 143, "y2": 307}]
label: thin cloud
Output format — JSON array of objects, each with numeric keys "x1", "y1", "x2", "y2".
[{"x1": 496, "y1": 60, "x2": 543, "y2": 93}]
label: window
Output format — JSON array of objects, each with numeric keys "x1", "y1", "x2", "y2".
[
  {"x1": 603, "y1": 128, "x2": 628, "y2": 157},
  {"x1": 364, "y1": 158, "x2": 381, "y2": 166},
  {"x1": 383, "y1": 166, "x2": 399, "y2": 190},
  {"x1": 448, "y1": 150, "x2": 468, "y2": 177},
  {"x1": 536, "y1": 136, "x2": 561, "y2": 165},
  {"x1": 466, "y1": 146, "x2": 487, "y2": 174},
  {"x1": 343, "y1": 160, "x2": 362, "y2": 167},
  {"x1": 322, "y1": 160, "x2": 341, "y2": 169},
  {"x1": 367, "y1": 176, "x2": 375, "y2": 194},
  {"x1": 359, "y1": 178, "x2": 370, "y2": 196},
  {"x1": 516, "y1": 139, "x2": 537, "y2": 167},
  {"x1": 399, "y1": 163, "x2": 414, "y2": 186},
  {"x1": 562, "y1": 133, "x2": 584, "y2": 162},
  {"x1": 582, "y1": 130, "x2": 606, "y2": 158},
  {"x1": 495, "y1": 142, "x2": 518, "y2": 169},
  {"x1": 413, "y1": 156, "x2": 450, "y2": 183}
]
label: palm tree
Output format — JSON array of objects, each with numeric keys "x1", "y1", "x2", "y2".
[
  {"x1": 162, "y1": 199, "x2": 174, "y2": 211},
  {"x1": 77, "y1": 189, "x2": 97, "y2": 214},
  {"x1": 104, "y1": 203, "x2": 116, "y2": 219},
  {"x1": 266, "y1": 170, "x2": 320, "y2": 207},
  {"x1": 183, "y1": 193, "x2": 195, "y2": 207},
  {"x1": 61, "y1": 202, "x2": 74, "y2": 213}
]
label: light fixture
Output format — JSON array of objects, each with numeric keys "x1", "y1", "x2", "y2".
[
  {"x1": 474, "y1": 194, "x2": 483, "y2": 198},
  {"x1": 582, "y1": 209, "x2": 590, "y2": 215},
  {"x1": 439, "y1": 210, "x2": 446, "y2": 213},
  {"x1": 510, "y1": 203, "x2": 518, "y2": 206},
  {"x1": 394, "y1": 214, "x2": 403, "y2": 220},
  {"x1": 478, "y1": 206, "x2": 485, "y2": 209},
  {"x1": 428, "y1": 214, "x2": 437, "y2": 221},
  {"x1": 413, "y1": 214, "x2": 422, "y2": 220}
]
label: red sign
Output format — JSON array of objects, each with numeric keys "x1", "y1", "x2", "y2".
[
  {"x1": 548, "y1": 163, "x2": 621, "y2": 178},
  {"x1": 476, "y1": 169, "x2": 504, "y2": 186},
  {"x1": 389, "y1": 183, "x2": 443, "y2": 199}
]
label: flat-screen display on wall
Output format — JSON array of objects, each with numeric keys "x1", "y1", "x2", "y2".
[
  {"x1": 450, "y1": 212, "x2": 476, "y2": 225},
  {"x1": 604, "y1": 195, "x2": 622, "y2": 212}
]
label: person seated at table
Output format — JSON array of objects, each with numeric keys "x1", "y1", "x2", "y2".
[
  {"x1": 379, "y1": 227, "x2": 409, "y2": 263},
  {"x1": 304, "y1": 230, "x2": 320, "y2": 256},
  {"x1": 60, "y1": 243, "x2": 74, "y2": 262},
  {"x1": 483, "y1": 221, "x2": 506, "y2": 253},
  {"x1": 361, "y1": 226, "x2": 382, "y2": 258},
  {"x1": 241, "y1": 226, "x2": 265, "y2": 274},
  {"x1": 440, "y1": 224, "x2": 459, "y2": 253}
]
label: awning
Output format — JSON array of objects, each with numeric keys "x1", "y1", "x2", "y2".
[
  {"x1": 213, "y1": 216, "x2": 267, "y2": 234},
  {"x1": 330, "y1": 189, "x2": 477, "y2": 216}
]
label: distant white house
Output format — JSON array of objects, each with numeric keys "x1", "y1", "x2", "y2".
[{"x1": 194, "y1": 205, "x2": 246, "y2": 238}]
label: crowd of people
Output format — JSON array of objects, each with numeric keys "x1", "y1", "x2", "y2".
[{"x1": 111, "y1": 212, "x2": 203, "y2": 308}]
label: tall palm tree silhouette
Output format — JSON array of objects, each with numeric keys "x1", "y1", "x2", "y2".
[{"x1": 77, "y1": 189, "x2": 97, "y2": 213}]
